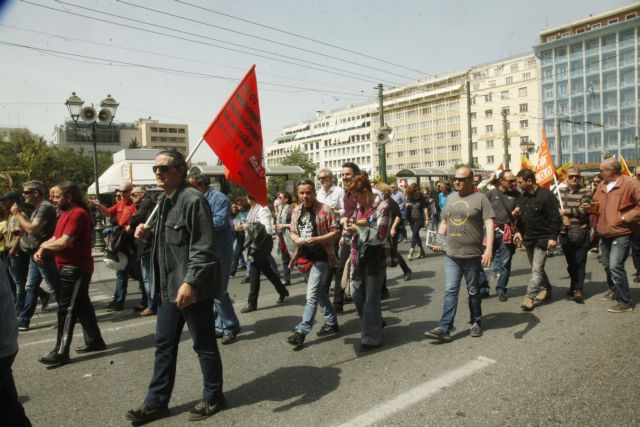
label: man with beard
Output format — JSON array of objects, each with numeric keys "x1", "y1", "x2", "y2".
[{"x1": 35, "y1": 182, "x2": 106, "y2": 368}]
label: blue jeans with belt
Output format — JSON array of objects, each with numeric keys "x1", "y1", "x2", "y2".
[{"x1": 600, "y1": 235, "x2": 632, "y2": 306}]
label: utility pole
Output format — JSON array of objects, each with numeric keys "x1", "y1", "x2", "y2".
[
  {"x1": 502, "y1": 108, "x2": 510, "y2": 170},
  {"x1": 555, "y1": 118, "x2": 562, "y2": 166},
  {"x1": 377, "y1": 83, "x2": 387, "y2": 183},
  {"x1": 466, "y1": 80, "x2": 474, "y2": 168}
]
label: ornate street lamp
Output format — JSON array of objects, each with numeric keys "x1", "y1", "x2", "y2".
[{"x1": 65, "y1": 92, "x2": 119, "y2": 252}]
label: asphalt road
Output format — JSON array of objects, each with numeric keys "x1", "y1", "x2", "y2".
[{"x1": 12, "y1": 244, "x2": 640, "y2": 426}]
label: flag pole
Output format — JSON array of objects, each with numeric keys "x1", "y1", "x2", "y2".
[
  {"x1": 553, "y1": 173, "x2": 564, "y2": 210},
  {"x1": 144, "y1": 137, "x2": 206, "y2": 226}
]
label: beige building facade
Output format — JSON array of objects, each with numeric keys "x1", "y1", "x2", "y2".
[
  {"x1": 266, "y1": 103, "x2": 376, "y2": 179},
  {"x1": 469, "y1": 54, "x2": 540, "y2": 170},
  {"x1": 137, "y1": 118, "x2": 189, "y2": 152}
]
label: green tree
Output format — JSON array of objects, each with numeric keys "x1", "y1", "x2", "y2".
[{"x1": 267, "y1": 149, "x2": 316, "y2": 201}]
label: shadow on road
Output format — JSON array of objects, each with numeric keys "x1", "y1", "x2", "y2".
[
  {"x1": 237, "y1": 315, "x2": 301, "y2": 342},
  {"x1": 384, "y1": 284, "x2": 434, "y2": 314},
  {"x1": 72, "y1": 332, "x2": 188, "y2": 363},
  {"x1": 482, "y1": 311, "x2": 540, "y2": 339},
  {"x1": 224, "y1": 365, "x2": 341, "y2": 412}
]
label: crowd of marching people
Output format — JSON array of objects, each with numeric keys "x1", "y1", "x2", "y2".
[{"x1": 2, "y1": 149, "x2": 640, "y2": 425}]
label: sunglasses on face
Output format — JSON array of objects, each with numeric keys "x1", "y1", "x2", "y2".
[
  {"x1": 22, "y1": 190, "x2": 35, "y2": 195},
  {"x1": 568, "y1": 175, "x2": 580, "y2": 179},
  {"x1": 153, "y1": 165, "x2": 172, "y2": 174}
]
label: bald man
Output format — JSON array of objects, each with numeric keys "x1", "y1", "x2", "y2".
[{"x1": 90, "y1": 181, "x2": 137, "y2": 311}]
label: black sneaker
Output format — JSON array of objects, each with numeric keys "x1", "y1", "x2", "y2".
[
  {"x1": 276, "y1": 289, "x2": 289, "y2": 304},
  {"x1": 40, "y1": 292, "x2": 51, "y2": 311},
  {"x1": 286, "y1": 331, "x2": 305, "y2": 350},
  {"x1": 497, "y1": 293, "x2": 508, "y2": 302},
  {"x1": 188, "y1": 398, "x2": 226, "y2": 421},
  {"x1": 240, "y1": 304, "x2": 256, "y2": 313},
  {"x1": 470, "y1": 323, "x2": 483, "y2": 337},
  {"x1": 403, "y1": 270, "x2": 412, "y2": 281},
  {"x1": 126, "y1": 403, "x2": 170, "y2": 426},
  {"x1": 38, "y1": 351, "x2": 70, "y2": 368},
  {"x1": 359, "y1": 342, "x2": 382, "y2": 352},
  {"x1": 17, "y1": 322, "x2": 29, "y2": 332},
  {"x1": 424, "y1": 327, "x2": 451, "y2": 341},
  {"x1": 316, "y1": 323, "x2": 339, "y2": 337}
]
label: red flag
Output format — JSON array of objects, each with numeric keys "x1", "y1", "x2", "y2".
[
  {"x1": 535, "y1": 129, "x2": 555, "y2": 188},
  {"x1": 203, "y1": 65, "x2": 268, "y2": 205}
]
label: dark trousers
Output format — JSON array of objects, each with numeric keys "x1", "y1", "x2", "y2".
[
  {"x1": 560, "y1": 232, "x2": 590, "y2": 292},
  {"x1": 247, "y1": 252, "x2": 287, "y2": 308},
  {"x1": 0, "y1": 352, "x2": 31, "y2": 427},
  {"x1": 410, "y1": 219, "x2": 424, "y2": 250},
  {"x1": 55, "y1": 267, "x2": 104, "y2": 356},
  {"x1": 631, "y1": 231, "x2": 640, "y2": 275},
  {"x1": 145, "y1": 300, "x2": 224, "y2": 407},
  {"x1": 333, "y1": 241, "x2": 351, "y2": 309}
]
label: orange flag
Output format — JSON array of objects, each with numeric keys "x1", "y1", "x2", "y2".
[
  {"x1": 556, "y1": 162, "x2": 574, "y2": 182},
  {"x1": 203, "y1": 65, "x2": 268, "y2": 205},
  {"x1": 520, "y1": 154, "x2": 533, "y2": 170},
  {"x1": 535, "y1": 129, "x2": 555, "y2": 188},
  {"x1": 620, "y1": 156, "x2": 633, "y2": 176}
]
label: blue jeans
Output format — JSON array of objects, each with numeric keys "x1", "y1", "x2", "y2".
[
  {"x1": 350, "y1": 271, "x2": 383, "y2": 346},
  {"x1": 296, "y1": 262, "x2": 336, "y2": 335},
  {"x1": 9, "y1": 252, "x2": 30, "y2": 312},
  {"x1": 493, "y1": 234, "x2": 515, "y2": 295},
  {"x1": 139, "y1": 255, "x2": 158, "y2": 312},
  {"x1": 439, "y1": 256, "x2": 482, "y2": 332},
  {"x1": 600, "y1": 235, "x2": 632, "y2": 306},
  {"x1": 18, "y1": 253, "x2": 60, "y2": 326},
  {"x1": 145, "y1": 300, "x2": 224, "y2": 407},
  {"x1": 214, "y1": 255, "x2": 240, "y2": 336},
  {"x1": 113, "y1": 268, "x2": 129, "y2": 305}
]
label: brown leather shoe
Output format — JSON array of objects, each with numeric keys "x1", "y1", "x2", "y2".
[{"x1": 572, "y1": 290, "x2": 584, "y2": 304}]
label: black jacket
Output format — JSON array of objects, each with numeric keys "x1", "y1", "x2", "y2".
[
  {"x1": 150, "y1": 183, "x2": 222, "y2": 303},
  {"x1": 517, "y1": 187, "x2": 562, "y2": 242}
]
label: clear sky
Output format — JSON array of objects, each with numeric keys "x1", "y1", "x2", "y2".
[{"x1": 0, "y1": 0, "x2": 633, "y2": 163}]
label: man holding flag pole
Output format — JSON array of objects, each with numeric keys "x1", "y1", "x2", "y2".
[{"x1": 128, "y1": 65, "x2": 269, "y2": 424}]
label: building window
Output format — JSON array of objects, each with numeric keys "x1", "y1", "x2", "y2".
[
  {"x1": 505, "y1": 76, "x2": 513, "y2": 84},
  {"x1": 473, "y1": 83, "x2": 480, "y2": 91},
  {"x1": 471, "y1": 127, "x2": 477, "y2": 135},
  {"x1": 471, "y1": 96, "x2": 476, "y2": 105},
  {"x1": 501, "y1": 91, "x2": 509, "y2": 100},
  {"x1": 150, "y1": 127, "x2": 158, "y2": 132},
  {"x1": 484, "y1": 93, "x2": 492, "y2": 103},
  {"x1": 488, "y1": 81, "x2": 496, "y2": 88},
  {"x1": 472, "y1": 143, "x2": 478, "y2": 150},
  {"x1": 409, "y1": 150, "x2": 417, "y2": 156},
  {"x1": 520, "y1": 120, "x2": 529, "y2": 129},
  {"x1": 473, "y1": 157, "x2": 478, "y2": 165},
  {"x1": 485, "y1": 110, "x2": 493, "y2": 118},
  {"x1": 522, "y1": 72, "x2": 531, "y2": 80},
  {"x1": 486, "y1": 125, "x2": 494, "y2": 133},
  {"x1": 486, "y1": 140, "x2": 494, "y2": 149},
  {"x1": 519, "y1": 103, "x2": 528, "y2": 113},
  {"x1": 487, "y1": 155, "x2": 494, "y2": 164},
  {"x1": 470, "y1": 112, "x2": 476, "y2": 120}
]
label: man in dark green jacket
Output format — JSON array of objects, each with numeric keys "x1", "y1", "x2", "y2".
[{"x1": 127, "y1": 149, "x2": 225, "y2": 425}]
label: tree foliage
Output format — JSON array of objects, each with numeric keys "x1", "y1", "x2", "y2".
[
  {"x1": 266, "y1": 148, "x2": 316, "y2": 201},
  {"x1": 0, "y1": 128, "x2": 113, "y2": 193}
]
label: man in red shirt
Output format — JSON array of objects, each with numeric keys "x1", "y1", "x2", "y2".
[
  {"x1": 90, "y1": 181, "x2": 137, "y2": 311},
  {"x1": 35, "y1": 182, "x2": 106, "y2": 368}
]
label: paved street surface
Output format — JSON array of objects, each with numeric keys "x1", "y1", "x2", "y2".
[{"x1": 13, "y1": 244, "x2": 640, "y2": 426}]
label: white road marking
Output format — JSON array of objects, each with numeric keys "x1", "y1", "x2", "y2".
[{"x1": 337, "y1": 356, "x2": 497, "y2": 427}]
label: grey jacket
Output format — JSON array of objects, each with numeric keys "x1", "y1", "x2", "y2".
[{"x1": 151, "y1": 183, "x2": 222, "y2": 303}]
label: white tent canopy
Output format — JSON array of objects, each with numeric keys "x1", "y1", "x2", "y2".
[{"x1": 87, "y1": 149, "x2": 160, "y2": 194}]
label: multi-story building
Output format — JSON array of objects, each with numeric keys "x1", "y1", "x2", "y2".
[
  {"x1": 137, "y1": 118, "x2": 189, "y2": 152},
  {"x1": 533, "y1": 4, "x2": 640, "y2": 164},
  {"x1": 371, "y1": 72, "x2": 467, "y2": 175},
  {"x1": 266, "y1": 103, "x2": 376, "y2": 178},
  {"x1": 51, "y1": 121, "x2": 140, "y2": 156},
  {"x1": 51, "y1": 117, "x2": 189, "y2": 156},
  {"x1": 469, "y1": 54, "x2": 540, "y2": 169}
]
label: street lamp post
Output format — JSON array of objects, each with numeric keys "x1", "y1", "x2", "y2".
[
  {"x1": 519, "y1": 139, "x2": 535, "y2": 163},
  {"x1": 65, "y1": 92, "x2": 119, "y2": 252}
]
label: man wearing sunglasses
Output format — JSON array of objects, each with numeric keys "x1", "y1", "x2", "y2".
[
  {"x1": 480, "y1": 170, "x2": 519, "y2": 302},
  {"x1": 90, "y1": 181, "x2": 137, "y2": 311},
  {"x1": 128, "y1": 149, "x2": 225, "y2": 424},
  {"x1": 558, "y1": 168, "x2": 592, "y2": 303}
]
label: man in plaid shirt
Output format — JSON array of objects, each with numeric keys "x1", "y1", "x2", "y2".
[{"x1": 286, "y1": 179, "x2": 340, "y2": 351}]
